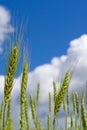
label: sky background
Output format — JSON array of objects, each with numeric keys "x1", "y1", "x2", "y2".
[
  {"x1": 0, "y1": 0, "x2": 87, "y2": 72},
  {"x1": 1, "y1": 1, "x2": 87, "y2": 129}
]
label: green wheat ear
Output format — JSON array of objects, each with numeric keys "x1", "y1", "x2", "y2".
[
  {"x1": 20, "y1": 62, "x2": 29, "y2": 130},
  {"x1": 0, "y1": 44, "x2": 20, "y2": 130},
  {"x1": 81, "y1": 92, "x2": 87, "y2": 129},
  {"x1": 4, "y1": 45, "x2": 19, "y2": 103},
  {"x1": 20, "y1": 62, "x2": 29, "y2": 104},
  {"x1": 54, "y1": 71, "x2": 71, "y2": 118},
  {"x1": 75, "y1": 92, "x2": 79, "y2": 117},
  {"x1": 66, "y1": 88, "x2": 70, "y2": 115},
  {"x1": 63, "y1": 97, "x2": 67, "y2": 113},
  {"x1": 53, "y1": 71, "x2": 71, "y2": 130},
  {"x1": 36, "y1": 82, "x2": 40, "y2": 103},
  {"x1": 53, "y1": 81, "x2": 57, "y2": 103},
  {"x1": 72, "y1": 92, "x2": 76, "y2": 116}
]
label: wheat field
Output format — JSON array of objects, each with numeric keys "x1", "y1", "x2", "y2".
[{"x1": 0, "y1": 35, "x2": 87, "y2": 130}]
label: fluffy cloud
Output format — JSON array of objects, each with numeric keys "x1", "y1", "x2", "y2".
[
  {"x1": 0, "y1": 6, "x2": 13, "y2": 52},
  {"x1": 1, "y1": 34, "x2": 87, "y2": 129}
]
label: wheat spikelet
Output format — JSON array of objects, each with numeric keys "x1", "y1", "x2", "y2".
[
  {"x1": 63, "y1": 98, "x2": 67, "y2": 113},
  {"x1": 72, "y1": 92, "x2": 77, "y2": 116},
  {"x1": 4, "y1": 45, "x2": 19, "y2": 102},
  {"x1": 20, "y1": 62, "x2": 28, "y2": 104},
  {"x1": 72, "y1": 92, "x2": 78, "y2": 129},
  {"x1": 30, "y1": 93, "x2": 33, "y2": 109},
  {"x1": 75, "y1": 92, "x2": 79, "y2": 117},
  {"x1": 54, "y1": 71, "x2": 71, "y2": 118},
  {"x1": 53, "y1": 71, "x2": 71, "y2": 130},
  {"x1": 25, "y1": 97, "x2": 30, "y2": 130},
  {"x1": 81, "y1": 92, "x2": 87, "y2": 129},
  {"x1": 66, "y1": 88, "x2": 70, "y2": 115}
]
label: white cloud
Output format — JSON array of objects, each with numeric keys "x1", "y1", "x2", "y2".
[
  {"x1": 1, "y1": 34, "x2": 87, "y2": 128},
  {"x1": 0, "y1": 6, "x2": 13, "y2": 53}
]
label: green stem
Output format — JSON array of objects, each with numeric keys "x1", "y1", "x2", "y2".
[{"x1": 3, "y1": 103, "x2": 6, "y2": 130}]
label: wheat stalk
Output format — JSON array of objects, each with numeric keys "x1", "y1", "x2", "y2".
[
  {"x1": 30, "y1": 93, "x2": 38, "y2": 129},
  {"x1": 47, "y1": 114, "x2": 51, "y2": 130},
  {"x1": 3, "y1": 99, "x2": 14, "y2": 130},
  {"x1": 49, "y1": 92, "x2": 52, "y2": 113}
]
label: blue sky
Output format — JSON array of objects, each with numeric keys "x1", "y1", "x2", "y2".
[{"x1": 0, "y1": 0, "x2": 87, "y2": 72}]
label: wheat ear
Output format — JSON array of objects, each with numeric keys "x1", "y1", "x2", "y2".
[
  {"x1": 75, "y1": 92, "x2": 79, "y2": 118},
  {"x1": 4, "y1": 45, "x2": 19, "y2": 102},
  {"x1": 54, "y1": 71, "x2": 71, "y2": 118},
  {"x1": 20, "y1": 62, "x2": 29, "y2": 130},
  {"x1": 72, "y1": 92, "x2": 77, "y2": 116},
  {"x1": 81, "y1": 92, "x2": 87, "y2": 129},
  {"x1": 66, "y1": 88, "x2": 70, "y2": 115},
  {"x1": 53, "y1": 71, "x2": 71, "y2": 130},
  {"x1": 36, "y1": 82, "x2": 40, "y2": 103},
  {"x1": 53, "y1": 81, "x2": 57, "y2": 103},
  {"x1": 1, "y1": 45, "x2": 19, "y2": 130},
  {"x1": 25, "y1": 97, "x2": 30, "y2": 130}
]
